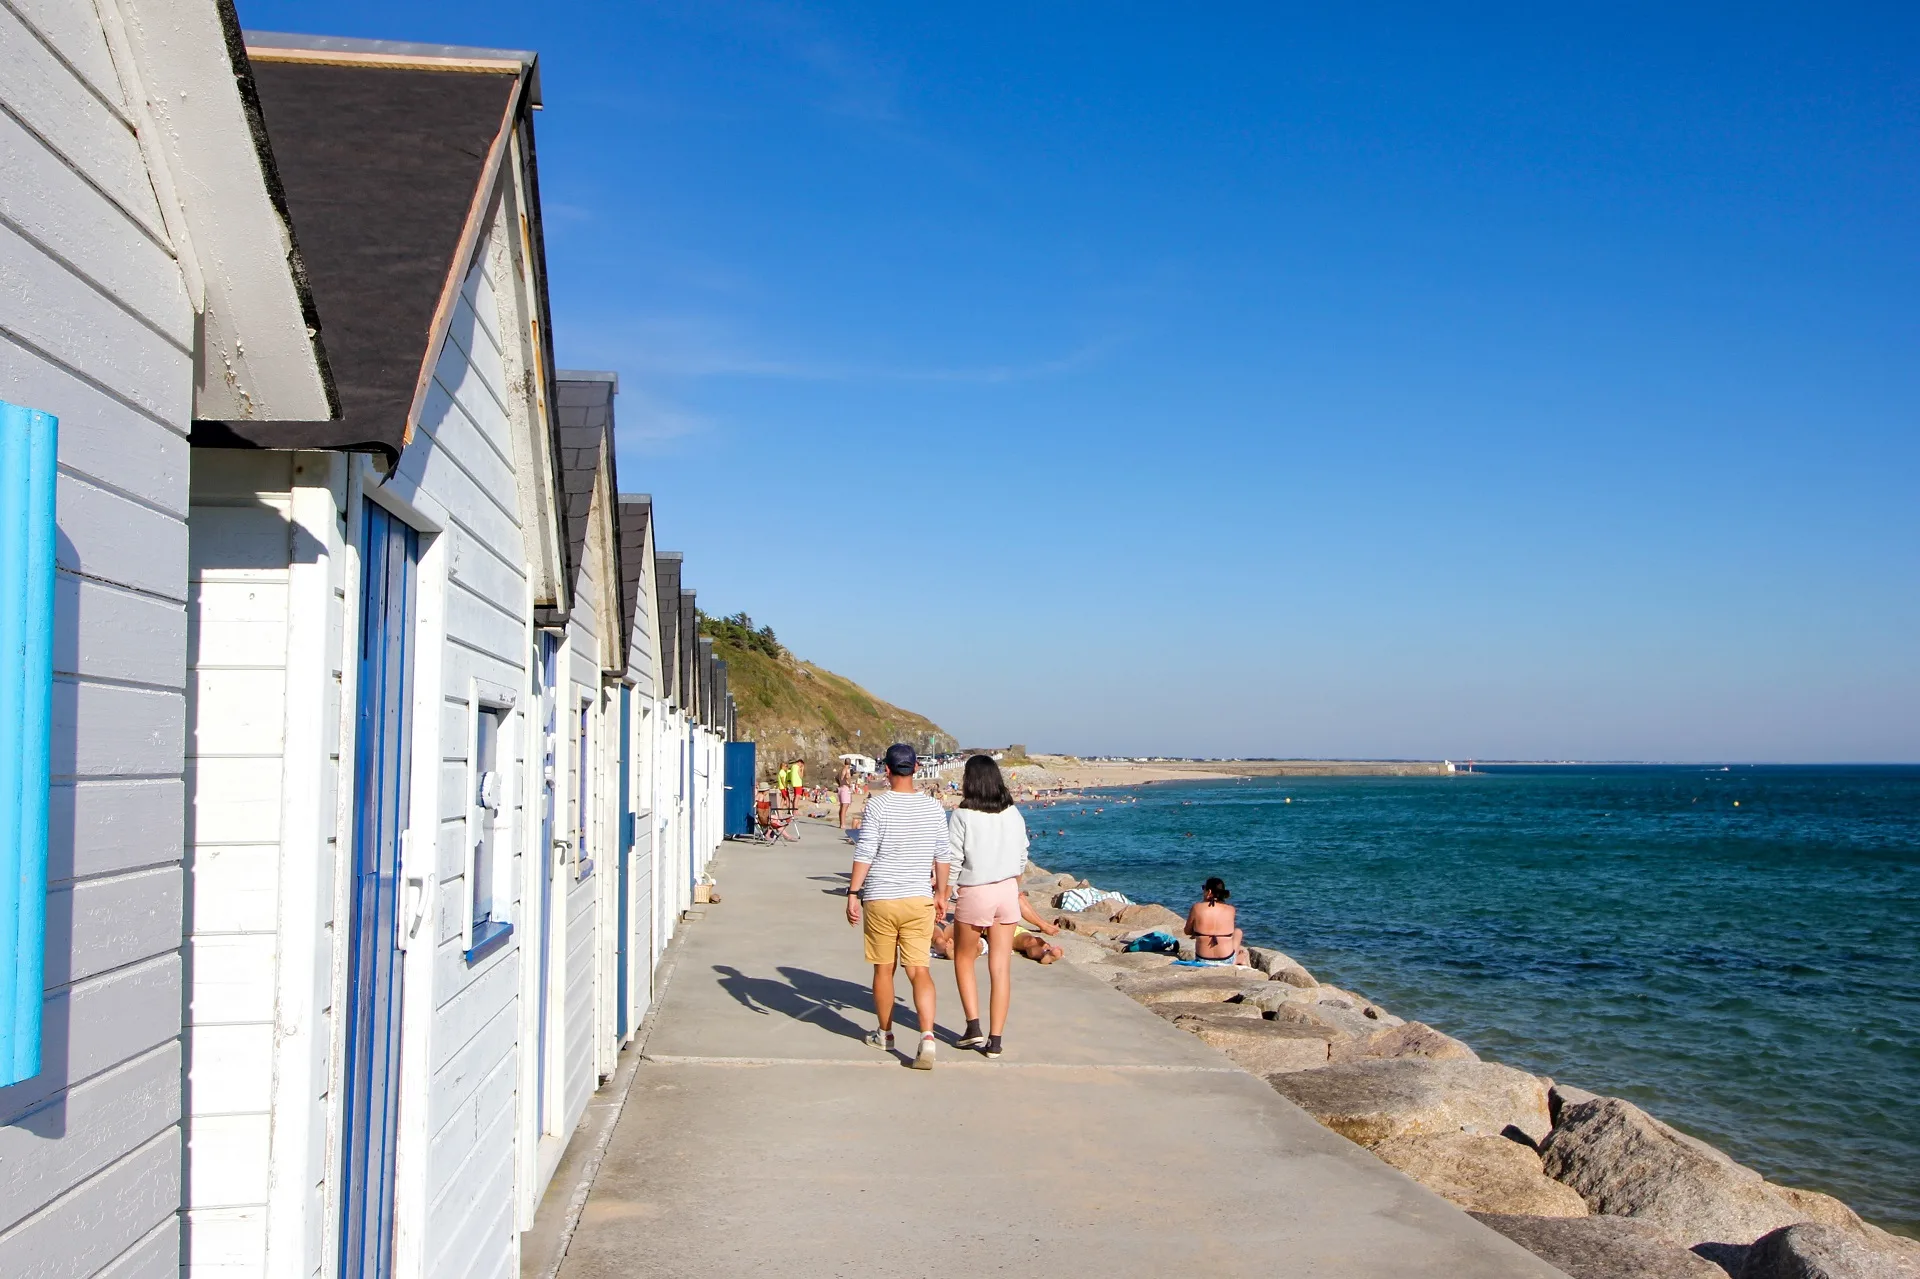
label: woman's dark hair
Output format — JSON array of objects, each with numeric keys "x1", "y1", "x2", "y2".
[
  {"x1": 959, "y1": 754, "x2": 1014, "y2": 813},
  {"x1": 1202, "y1": 877, "x2": 1230, "y2": 902}
]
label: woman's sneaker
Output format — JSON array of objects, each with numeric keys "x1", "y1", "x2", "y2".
[
  {"x1": 864, "y1": 1028, "x2": 894, "y2": 1053},
  {"x1": 983, "y1": 1035, "x2": 1003, "y2": 1059},
  {"x1": 955, "y1": 1021, "x2": 986, "y2": 1050},
  {"x1": 911, "y1": 1033, "x2": 936, "y2": 1070}
]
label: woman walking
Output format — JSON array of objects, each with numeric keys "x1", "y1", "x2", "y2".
[
  {"x1": 947, "y1": 754, "x2": 1032, "y2": 1058},
  {"x1": 836, "y1": 760, "x2": 855, "y2": 835}
]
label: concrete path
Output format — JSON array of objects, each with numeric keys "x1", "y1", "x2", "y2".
[{"x1": 558, "y1": 821, "x2": 1568, "y2": 1277}]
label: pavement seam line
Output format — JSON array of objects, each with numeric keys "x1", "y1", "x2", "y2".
[{"x1": 640, "y1": 1053, "x2": 1242, "y2": 1072}]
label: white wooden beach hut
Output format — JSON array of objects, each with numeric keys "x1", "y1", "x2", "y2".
[
  {"x1": 0, "y1": 1, "x2": 334, "y2": 1273},
  {"x1": 615, "y1": 494, "x2": 665, "y2": 1033},
  {"x1": 550, "y1": 371, "x2": 625, "y2": 1126},
  {"x1": 651, "y1": 551, "x2": 688, "y2": 936},
  {"x1": 180, "y1": 33, "x2": 582, "y2": 1279}
]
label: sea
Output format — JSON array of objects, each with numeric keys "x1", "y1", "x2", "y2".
[{"x1": 1024, "y1": 764, "x2": 1919, "y2": 1237}]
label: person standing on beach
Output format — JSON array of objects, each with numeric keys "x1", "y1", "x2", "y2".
[
  {"x1": 836, "y1": 761, "x2": 855, "y2": 835},
  {"x1": 946, "y1": 754, "x2": 1033, "y2": 1059},
  {"x1": 847, "y1": 743, "x2": 952, "y2": 1069}
]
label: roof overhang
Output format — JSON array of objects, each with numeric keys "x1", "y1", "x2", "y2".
[{"x1": 111, "y1": 0, "x2": 337, "y2": 421}]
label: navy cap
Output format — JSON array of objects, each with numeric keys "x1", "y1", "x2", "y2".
[{"x1": 883, "y1": 743, "x2": 917, "y2": 775}]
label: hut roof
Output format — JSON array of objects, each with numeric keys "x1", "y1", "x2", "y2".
[{"x1": 193, "y1": 34, "x2": 543, "y2": 462}]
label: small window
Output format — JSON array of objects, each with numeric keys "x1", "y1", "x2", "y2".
[
  {"x1": 467, "y1": 701, "x2": 513, "y2": 961},
  {"x1": 575, "y1": 701, "x2": 594, "y2": 880}
]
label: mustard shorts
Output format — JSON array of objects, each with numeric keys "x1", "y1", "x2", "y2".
[{"x1": 861, "y1": 896, "x2": 934, "y2": 968}]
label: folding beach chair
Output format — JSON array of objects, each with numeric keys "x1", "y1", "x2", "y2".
[{"x1": 754, "y1": 799, "x2": 794, "y2": 843}]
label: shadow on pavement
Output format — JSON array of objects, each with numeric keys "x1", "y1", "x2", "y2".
[
  {"x1": 711, "y1": 964, "x2": 875, "y2": 1042},
  {"x1": 710, "y1": 964, "x2": 969, "y2": 1048}
]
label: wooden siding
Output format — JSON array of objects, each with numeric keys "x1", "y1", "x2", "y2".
[
  {"x1": 0, "y1": 2, "x2": 192, "y2": 1274},
  {"x1": 181, "y1": 449, "x2": 349, "y2": 1279},
  {"x1": 389, "y1": 255, "x2": 534, "y2": 1279},
  {"x1": 624, "y1": 696, "x2": 655, "y2": 1036},
  {"x1": 184, "y1": 452, "x2": 295, "y2": 1277},
  {"x1": 559, "y1": 502, "x2": 602, "y2": 1137}
]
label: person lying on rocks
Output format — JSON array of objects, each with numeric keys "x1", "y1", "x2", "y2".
[
  {"x1": 1011, "y1": 927, "x2": 1063, "y2": 964},
  {"x1": 1185, "y1": 877, "x2": 1246, "y2": 965},
  {"x1": 1011, "y1": 896, "x2": 1064, "y2": 964},
  {"x1": 930, "y1": 906, "x2": 983, "y2": 961}
]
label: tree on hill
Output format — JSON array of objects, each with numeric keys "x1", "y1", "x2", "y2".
[
  {"x1": 697, "y1": 609, "x2": 784, "y2": 659},
  {"x1": 695, "y1": 608, "x2": 956, "y2": 777}
]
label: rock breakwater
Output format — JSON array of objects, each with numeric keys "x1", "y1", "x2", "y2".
[{"x1": 1020, "y1": 860, "x2": 1920, "y2": 1278}]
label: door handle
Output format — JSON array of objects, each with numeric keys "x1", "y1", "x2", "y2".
[
  {"x1": 403, "y1": 872, "x2": 429, "y2": 946},
  {"x1": 397, "y1": 831, "x2": 428, "y2": 951}
]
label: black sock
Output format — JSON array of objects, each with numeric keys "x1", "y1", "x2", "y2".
[
  {"x1": 964, "y1": 1018, "x2": 982, "y2": 1037},
  {"x1": 985, "y1": 1035, "x2": 1002, "y2": 1051}
]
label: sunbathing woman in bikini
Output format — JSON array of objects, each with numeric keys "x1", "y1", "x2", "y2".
[{"x1": 1185, "y1": 876, "x2": 1245, "y2": 965}]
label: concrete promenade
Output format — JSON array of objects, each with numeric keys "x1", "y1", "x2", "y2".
[{"x1": 554, "y1": 820, "x2": 1567, "y2": 1277}]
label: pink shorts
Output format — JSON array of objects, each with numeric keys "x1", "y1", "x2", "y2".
[{"x1": 954, "y1": 877, "x2": 1021, "y2": 927}]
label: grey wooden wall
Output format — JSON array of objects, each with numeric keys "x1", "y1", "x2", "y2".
[{"x1": 0, "y1": 2, "x2": 196, "y2": 1274}]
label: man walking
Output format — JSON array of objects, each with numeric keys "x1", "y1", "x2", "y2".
[{"x1": 846, "y1": 743, "x2": 951, "y2": 1069}]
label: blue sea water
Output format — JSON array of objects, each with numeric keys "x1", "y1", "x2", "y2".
[{"x1": 1025, "y1": 764, "x2": 1919, "y2": 1236}]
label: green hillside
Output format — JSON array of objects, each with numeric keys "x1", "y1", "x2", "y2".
[{"x1": 700, "y1": 612, "x2": 956, "y2": 780}]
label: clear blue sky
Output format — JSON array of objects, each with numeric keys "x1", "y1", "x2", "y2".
[{"x1": 242, "y1": 2, "x2": 1918, "y2": 761}]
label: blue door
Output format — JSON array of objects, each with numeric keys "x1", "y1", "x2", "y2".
[
  {"x1": 724, "y1": 742, "x2": 756, "y2": 837},
  {"x1": 536, "y1": 632, "x2": 559, "y2": 1132},
  {"x1": 340, "y1": 502, "x2": 418, "y2": 1279}
]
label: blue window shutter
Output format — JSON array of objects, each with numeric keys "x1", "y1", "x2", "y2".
[{"x1": 0, "y1": 402, "x2": 56, "y2": 1087}]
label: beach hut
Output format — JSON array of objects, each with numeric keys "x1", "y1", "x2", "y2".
[
  {"x1": 552, "y1": 371, "x2": 625, "y2": 1106},
  {"x1": 650, "y1": 551, "x2": 687, "y2": 938},
  {"x1": 0, "y1": 2, "x2": 335, "y2": 1273},
  {"x1": 615, "y1": 494, "x2": 665, "y2": 1032},
  {"x1": 178, "y1": 32, "x2": 585, "y2": 1277}
]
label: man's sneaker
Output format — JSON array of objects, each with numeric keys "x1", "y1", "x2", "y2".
[
  {"x1": 865, "y1": 1028, "x2": 894, "y2": 1053},
  {"x1": 955, "y1": 1021, "x2": 986, "y2": 1050},
  {"x1": 983, "y1": 1035, "x2": 1003, "y2": 1060},
  {"x1": 911, "y1": 1034, "x2": 936, "y2": 1070}
]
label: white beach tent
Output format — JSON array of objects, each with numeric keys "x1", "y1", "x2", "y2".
[{"x1": 840, "y1": 752, "x2": 878, "y2": 775}]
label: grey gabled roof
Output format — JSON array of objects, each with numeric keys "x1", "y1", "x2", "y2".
[
  {"x1": 617, "y1": 493, "x2": 652, "y2": 674},
  {"x1": 196, "y1": 40, "x2": 532, "y2": 459},
  {"x1": 555, "y1": 372, "x2": 618, "y2": 598},
  {"x1": 679, "y1": 589, "x2": 697, "y2": 716},
  {"x1": 655, "y1": 552, "x2": 682, "y2": 705}
]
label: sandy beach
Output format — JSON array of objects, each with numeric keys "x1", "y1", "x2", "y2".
[{"x1": 1027, "y1": 755, "x2": 1456, "y2": 788}]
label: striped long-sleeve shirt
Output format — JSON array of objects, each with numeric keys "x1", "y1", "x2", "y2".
[{"x1": 853, "y1": 790, "x2": 954, "y2": 901}]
